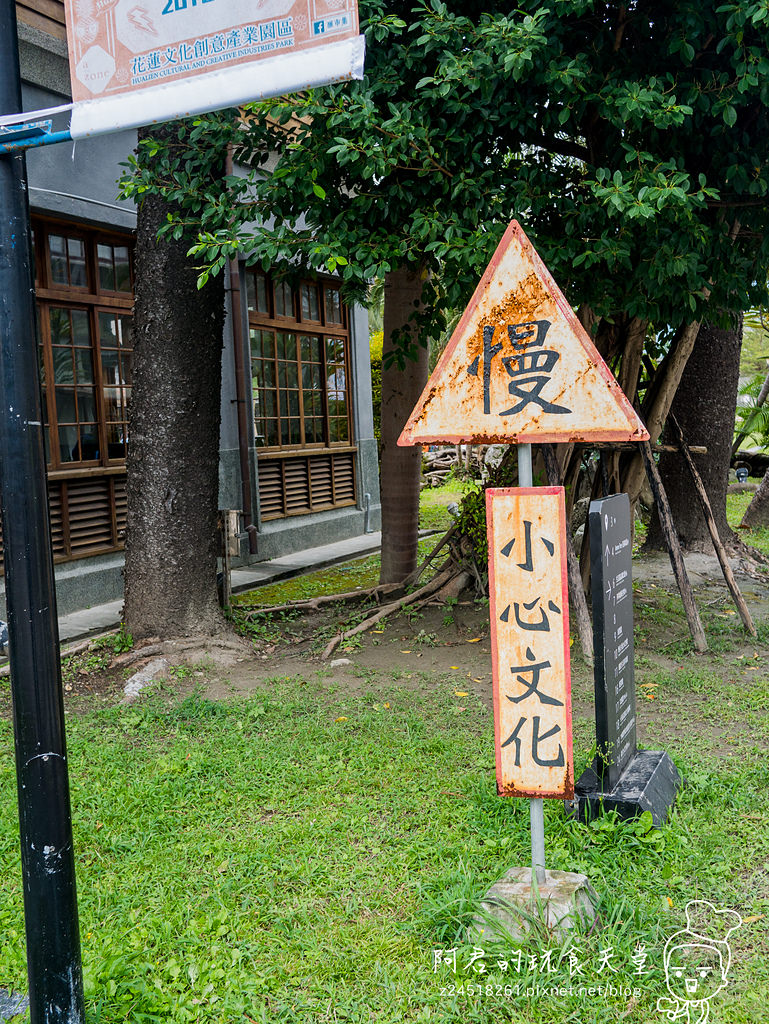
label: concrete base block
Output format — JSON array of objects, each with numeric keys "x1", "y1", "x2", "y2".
[
  {"x1": 575, "y1": 749, "x2": 683, "y2": 827},
  {"x1": 470, "y1": 867, "x2": 599, "y2": 943}
]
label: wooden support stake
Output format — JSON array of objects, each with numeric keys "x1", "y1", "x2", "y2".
[
  {"x1": 542, "y1": 445, "x2": 594, "y2": 666},
  {"x1": 579, "y1": 465, "x2": 604, "y2": 594},
  {"x1": 669, "y1": 415, "x2": 757, "y2": 637},
  {"x1": 218, "y1": 511, "x2": 233, "y2": 610},
  {"x1": 640, "y1": 440, "x2": 708, "y2": 653}
]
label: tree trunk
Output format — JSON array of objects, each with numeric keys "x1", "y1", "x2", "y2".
[
  {"x1": 124, "y1": 124, "x2": 226, "y2": 639},
  {"x1": 379, "y1": 266, "x2": 429, "y2": 583},
  {"x1": 741, "y1": 466, "x2": 769, "y2": 528},
  {"x1": 646, "y1": 317, "x2": 742, "y2": 553}
]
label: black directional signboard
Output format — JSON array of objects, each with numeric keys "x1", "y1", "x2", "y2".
[
  {"x1": 589, "y1": 494, "x2": 637, "y2": 790},
  {"x1": 575, "y1": 492, "x2": 682, "y2": 826}
]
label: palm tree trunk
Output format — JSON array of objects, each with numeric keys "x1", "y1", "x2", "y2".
[{"x1": 741, "y1": 466, "x2": 769, "y2": 528}]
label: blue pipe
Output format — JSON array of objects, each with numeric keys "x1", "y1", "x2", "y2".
[{"x1": 0, "y1": 129, "x2": 72, "y2": 154}]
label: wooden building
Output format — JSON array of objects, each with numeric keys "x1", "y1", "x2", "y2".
[{"x1": 5, "y1": 1, "x2": 381, "y2": 614}]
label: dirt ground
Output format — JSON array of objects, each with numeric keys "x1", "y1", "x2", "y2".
[{"x1": 50, "y1": 549, "x2": 769, "y2": 769}]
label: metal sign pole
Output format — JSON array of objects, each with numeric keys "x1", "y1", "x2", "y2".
[
  {"x1": 0, "y1": 2, "x2": 85, "y2": 1020},
  {"x1": 517, "y1": 443, "x2": 546, "y2": 886}
]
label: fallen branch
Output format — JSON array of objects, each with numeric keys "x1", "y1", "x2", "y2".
[
  {"x1": 322, "y1": 567, "x2": 456, "y2": 660},
  {"x1": 433, "y1": 571, "x2": 472, "y2": 603},
  {"x1": 403, "y1": 526, "x2": 457, "y2": 588},
  {"x1": 240, "y1": 581, "x2": 405, "y2": 618}
]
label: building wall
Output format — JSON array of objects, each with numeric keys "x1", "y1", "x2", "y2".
[
  {"x1": 249, "y1": 294, "x2": 381, "y2": 562},
  {"x1": 2, "y1": 15, "x2": 381, "y2": 618}
]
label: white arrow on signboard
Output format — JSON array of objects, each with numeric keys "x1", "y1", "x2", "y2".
[{"x1": 399, "y1": 219, "x2": 649, "y2": 447}]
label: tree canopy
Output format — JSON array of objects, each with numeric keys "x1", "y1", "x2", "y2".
[
  {"x1": 123, "y1": 1, "x2": 769, "y2": 357},
  {"x1": 119, "y1": 0, "x2": 769, "y2": 564}
]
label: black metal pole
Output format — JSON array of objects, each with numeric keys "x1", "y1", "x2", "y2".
[{"x1": 0, "y1": 3, "x2": 85, "y2": 1021}]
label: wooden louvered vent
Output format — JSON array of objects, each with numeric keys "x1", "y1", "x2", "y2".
[
  {"x1": 114, "y1": 476, "x2": 127, "y2": 543},
  {"x1": 47, "y1": 483, "x2": 66, "y2": 558},
  {"x1": 16, "y1": 0, "x2": 67, "y2": 41},
  {"x1": 283, "y1": 458, "x2": 311, "y2": 515},
  {"x1": 309, "y1": 457, "x2": 334, "y2": 507},
  {"x1": 256, "y1": 460, "x2": 284, "y2": 520},
  {"x1": 66, "y1": 478, "x2": 113, "y2": 553},
  {"x1": 333, "y1": 454, "x2": 355, "y2": 505},
  {"x1": 0, "y1": 471, "x2": 128, "y2": 570},
  {"x1": 258, "y1": 452, "x2": 357, "y2": 520}
]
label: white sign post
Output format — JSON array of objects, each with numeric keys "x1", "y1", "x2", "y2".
[{"x1": 399, "y1": 219, "x2": 649, "y2": 922}]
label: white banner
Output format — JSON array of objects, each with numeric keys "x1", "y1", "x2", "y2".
[
  {"x1": 70, "y1": 36, "x2": 364, "y2": 138},
  {"x1": 64, "y1": 0, "x2": 364, "y2": 139}
]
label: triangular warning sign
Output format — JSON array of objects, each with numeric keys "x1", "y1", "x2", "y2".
[{"x1": 399, "y1": 220, "x2": 649, "y2": 446}]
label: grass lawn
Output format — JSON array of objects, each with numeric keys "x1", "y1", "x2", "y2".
[
  {"x1": 0, "y1": 478, "x2": 766, "y2": 1022},
  {"x1": 727, "y1": 488, "x2": 769, "y2": 558},
  {"x1": 233, "y1": 480, "x2": 467, "y2": 609},
  {"x1": 419, "y1": 479, "x2": 470, "y2": 531},
  {"x1": 0, "y1": 654, "x2": 766, "y2": 1023}
]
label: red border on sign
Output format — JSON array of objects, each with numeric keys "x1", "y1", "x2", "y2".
[
  {"x1": 399, "y1": 219, "x2": 649, "y2": 446},
  {"x1": 486, "y1": 486, "x2": 574, "y2": 799}
]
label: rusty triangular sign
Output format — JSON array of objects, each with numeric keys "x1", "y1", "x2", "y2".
[{"x1": 399, "y1": 220, "x2": 649, "y2": 446}]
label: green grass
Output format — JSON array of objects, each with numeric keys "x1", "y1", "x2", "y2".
[
  {"x1": 234, "y1": 553, "x2": 384, "y2": 607},
  {"x1": 419, "y1": 479, "x2": 469, "y2": 531},
  {"x1": 726, "y1": 488, "x2": 769, "y2": 558},
  {"x1": 234, "y1": 482, "x2": 466, "y2": 610},
  {"x1": 740, "y1": 324, "x2": 769, "y2": 377},
  {"x1": 0, "y1": 675, "x2": 766, "y2": 1023},
  {"x1": 233, "y1": 536, "x2": 439, "y2": 612}
]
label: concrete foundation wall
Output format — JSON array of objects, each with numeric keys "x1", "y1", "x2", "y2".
[
  {"x1": 0, "y1": 553, "x2": 125, "y2": 620},
  {"x1": 253, "y1": 503, "x2": 381, "y2": 563}
]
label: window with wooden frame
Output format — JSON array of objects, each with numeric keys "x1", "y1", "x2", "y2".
[
  {"x1": 17, "y1": 217, "x2": 136, "y2": 562},
  {"x1": 246, "y1": 270, "x2": 357, "y2": 520},
  {"x1": 34, "y1": 219, "x2": 133, "y2": 469}
]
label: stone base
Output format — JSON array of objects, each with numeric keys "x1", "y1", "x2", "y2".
[
  {"x1": 575, "y1": 749, "x2": 682, "y2": 827},
  {"x1": 469, "y1": 867, "x2": 599, "y2": 943},
  {"x1": 0, "y1": 989, "x2": 28, "y2": 1023}
]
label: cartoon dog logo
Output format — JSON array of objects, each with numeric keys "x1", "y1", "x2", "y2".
[{"x1": 657, "y1": 900, "x2": 742, "y2": 1023}]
